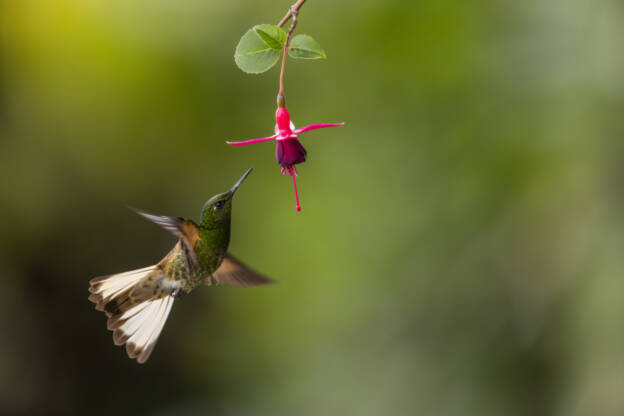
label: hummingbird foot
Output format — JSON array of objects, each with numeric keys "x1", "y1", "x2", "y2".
[{"x1": 171, "y1": 288, "x2": 186, "y2": 299}]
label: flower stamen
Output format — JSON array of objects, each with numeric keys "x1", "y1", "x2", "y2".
[{"x1": 290, "y1": 167, "x2": 301, "y2": 211}]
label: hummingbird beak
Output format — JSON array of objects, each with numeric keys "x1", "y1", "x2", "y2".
[{"x1": 229, "y1": 167, "x2": 253, "y2": 196}]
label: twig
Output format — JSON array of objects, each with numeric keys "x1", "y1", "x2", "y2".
[{"x1": 277, "y1": 0, "x2": 307, "y2": 28}]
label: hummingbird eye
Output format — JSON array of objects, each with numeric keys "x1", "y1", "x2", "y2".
[{"x1": 214, "y1": 200, "x2": 225, "y2": 210}]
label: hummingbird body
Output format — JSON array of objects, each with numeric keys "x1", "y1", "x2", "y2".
[
  {"x1": 160, "y1": 242, "x2": 217, "y2": 292},
  {"x1": 162, "y1": 226, "x2": 228, "y2": 292},
  {"x1": 89, "y1": 169, "x2": 271, "y2": 363}
]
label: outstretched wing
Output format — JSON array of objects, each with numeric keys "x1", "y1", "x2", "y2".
[
  {"x1": 131, "y1": 208, "x2": 200, "y2": 273},
  {"x1": 209, "y1": 254, "x2": 273, "y2": 287}
]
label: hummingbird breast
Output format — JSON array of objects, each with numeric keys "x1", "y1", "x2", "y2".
[{"x1": 163, "y1": 240, "x2": 226, "y2": 292}]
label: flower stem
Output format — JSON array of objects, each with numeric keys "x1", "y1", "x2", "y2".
[
  {"x1": 279, "y1": 43, "x2": 287, "y2": 96},
  {"x1": 278, "y1": 0, "x2": 305, "y2": 97}
]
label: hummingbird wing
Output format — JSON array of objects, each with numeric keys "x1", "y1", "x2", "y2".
[
  {"x1": 131, "y1": 208, "x2": 200, "y2": 273},
  {"x1": 209, "y1": 254, "x2": 274, "y2": 287}
]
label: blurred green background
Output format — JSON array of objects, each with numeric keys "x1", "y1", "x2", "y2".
[{"x1": 1, "y1": 0, "x2": 624, "y2": 414}]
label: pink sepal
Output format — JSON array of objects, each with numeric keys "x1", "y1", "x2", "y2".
[
  {"x1": 226, "y1": 134, "x2": 278, "y2": 146},
  {"x1": 294, "y1": 123, "x2": 344, "y2": 134}
]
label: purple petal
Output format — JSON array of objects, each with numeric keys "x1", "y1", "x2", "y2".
[
  {"x1": 226, "y1": 134, "x2": 278, "y2": 146},
  {"x1": 294, "y1": 123, "x2": 344, "y2": 134},
  {"x1": 276, "y1": 138, "x2": 307, "y2": 168}
]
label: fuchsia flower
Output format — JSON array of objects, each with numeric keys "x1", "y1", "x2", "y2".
[{"x1": 227, "y1": 101, "x2": 343, "y2": 211}]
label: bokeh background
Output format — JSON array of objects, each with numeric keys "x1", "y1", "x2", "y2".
[{"x1": 1, "y1": 0, "x2": 624, "y2": 414}]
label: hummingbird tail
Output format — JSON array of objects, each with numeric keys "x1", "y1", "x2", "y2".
[{"x1": 88, "y1": 265, "x2": 175, "y2": 364}]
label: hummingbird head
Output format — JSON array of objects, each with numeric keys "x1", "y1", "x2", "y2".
[{"x1": 200, "y1": 168, "x2": 252, "y2": 228}]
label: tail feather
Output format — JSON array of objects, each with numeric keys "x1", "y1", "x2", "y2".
[
  {"x1": 125, "y1": 296, "x2": 174, "y2": 363},
  {"x1": 89, "y1": 265, "x2": 175, "y2": 363},
  {"x1": 107, "y1": 301, "x2": 150, "y2": 330},
  {"x1": 89, "y1": 266, "x2": 154, "y2": 300},
  {"x1": 141, "y1": 297, "x2": 173, "y2": 361}
]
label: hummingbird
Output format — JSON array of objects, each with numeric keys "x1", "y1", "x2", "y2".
[{"x1": 88, "y1": 168, "x2": 272, "y2": 364}]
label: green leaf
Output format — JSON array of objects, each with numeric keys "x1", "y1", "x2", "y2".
[
  {"x1": 254, "y1": 24, "x2": 287, "y2": 50},
  {"x1": 234, "y1": 25, "x2": 286, "y2": 74},
  {"x1": 288, "y1": 34, "x2": 327, "y2": 60}
]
